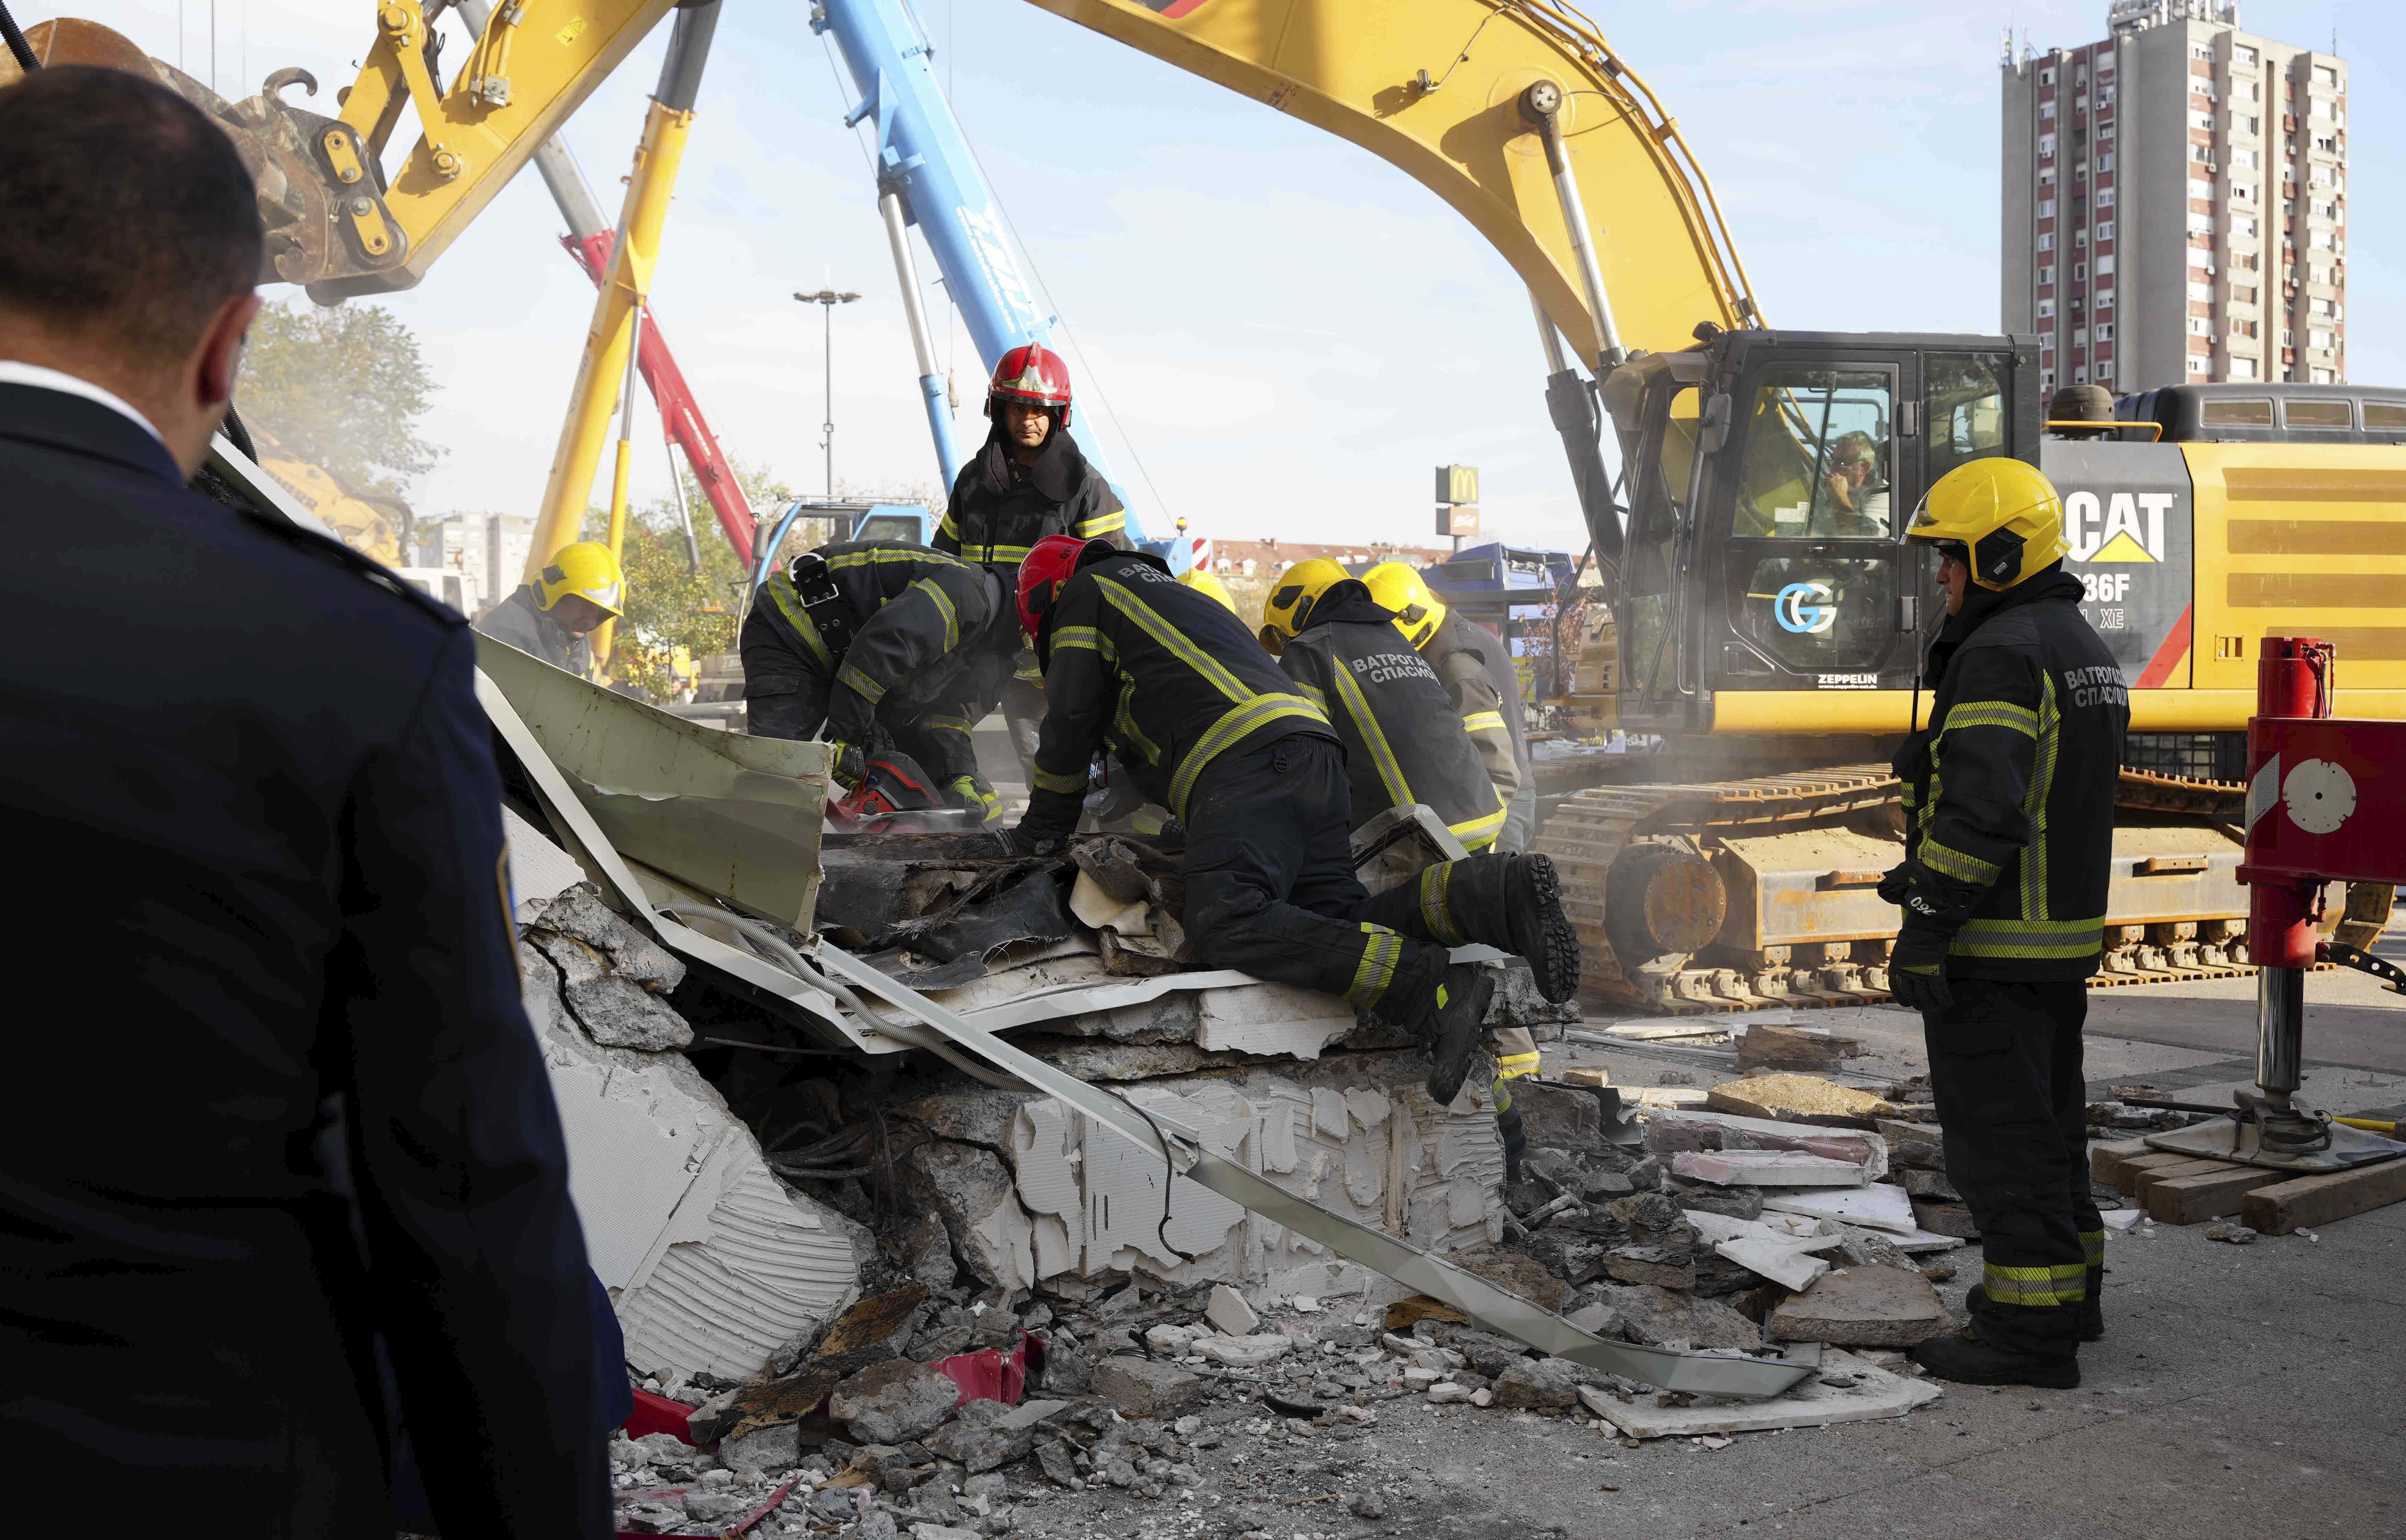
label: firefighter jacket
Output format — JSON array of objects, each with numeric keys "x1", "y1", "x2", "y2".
[
  {"x1": 936, "y1": 426, "x2": 1129, "y2": 573},
  {"x1": 741, "y1": 541, "x2": 1013, "y2": 765},
  {"x1": 475, "y1": 584, "x2": 593, "y2": 677},
  {"x1": 1279, "y1": 584, "x2": 1509, "y2": 852},
  {"x1": 1421, "y1": 609, "x2": 1525, "y2": 808},
  {"x1": 1892, "y1": 567, "x2": 2129, "y2": 981},
  {"x1": 1023, "y1": 549, "x2": 1332, "y2": 844}
]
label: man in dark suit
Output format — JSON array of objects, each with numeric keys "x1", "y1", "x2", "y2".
[{"x1": 0, "y1": 67, "x2": 610, "y2": 1537}]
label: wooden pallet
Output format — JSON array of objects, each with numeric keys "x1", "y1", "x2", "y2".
[
  {"x1": 2242, "y1": 1158, "x2": 2406, "y2": 1234},
  {"x1": 2096, "y1": 1142, "x2": 2291, "y2": 1224}
]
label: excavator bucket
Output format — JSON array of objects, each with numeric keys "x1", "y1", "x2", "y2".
[{"x1": 0, "y1": 18, "x2": 411, "y2": 294}]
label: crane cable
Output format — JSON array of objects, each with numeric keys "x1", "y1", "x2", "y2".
[{"x1": 2, "y1": 2, "x2": 38, "y2": 72}]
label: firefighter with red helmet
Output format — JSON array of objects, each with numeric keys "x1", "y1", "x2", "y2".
[
  {"x1": 1004, "y1": 534, "x2": 1576, "y2": 1106},
  {"x1": 939, "y1": 346, "x2": 1131, "y2": 788}
]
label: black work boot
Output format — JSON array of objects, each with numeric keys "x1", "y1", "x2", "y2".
[
  {"x1": 1390, "y1": 853, "x2": 1579, "y2": 1003},
  {"x1": 1909, "y1": 1320, "x2": 2080, "y2": 1389},
  {"x1": 1500, "y1": 854, "x2": 1581, "y2": 1004},
  {"x1": 1418, "y1": 963, "x2": 1497, "y2": 1105},
  {"x1": 1967, "y1": 1281, "x2": 2105, "y2": 1344}
]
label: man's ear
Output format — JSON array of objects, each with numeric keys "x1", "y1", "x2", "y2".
[{"x1": 194, "y1": 292, "x2": 263, "y2": 412}]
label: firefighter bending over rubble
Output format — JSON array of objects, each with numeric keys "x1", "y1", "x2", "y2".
[
  {"x1": 1259, "y1": 559, "x2": 1563, "y2": 1170},
  {"x1": 742, "y1": 539, "x2": 1017, "y2": 820},
  {"x1": 1363, "y1": 561, "x2": 1537, "y2": 853},
  {"x1": 1003, "y1": 535, "x2": 1580, "y2": 1105}
]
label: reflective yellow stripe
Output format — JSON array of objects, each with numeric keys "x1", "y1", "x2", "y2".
[
  {"x1": 1345, "y1": 922, "x2": 1404, "y2": 1007},
  {"x1": 1448, "y1": 801, "x2": 1507, "y2": 852},
  {"x1": 968, "y1": 543, "x2": 1037, "y2": 564},
  {"x1": 1921, "y1": 839, "x2": 2000, "y2": 885},
  {"x1": 836, "y1": 662, "x2": 887, "y2": 704},
  {"x1": 1297, "y1": 680, "x2": 1328, "y2": 713},
  {"x1": 909, "y1": 576, "x2": 959, "y2": 651},
  {"x1": 922, "y1": 714, "x2": 975, "y2": 736},
  {"x1": 1944, "y1": 698, "x2": 2039, "y2": 737},
  {"x1": 938, "y1": 513, "x2": 962, "y2": 540},
  {"x1": 1032, "y1": 766, "x2": 1087, "y2": 794},
  {"x1": 1418, "y1": 863, "x2": 1468, "y2": 946},
  {"x1": 1076, "y1": 511, "x2": 1126, "y2": 535},
  {"x1": 1167, "y1": 695, "x2": 1327, "y2": 816},
  {"x1": 2023, "y1": 673, "x2": 2060, "y2": 922},
  {"x1": 1952, "y1": 915, "x2": 2105, "y2": 958},
  {"x1": 1461, "y1": 710, "x2": 1506, "y2": 735},
  {"x1": 1052, "y1": 624, "x2": 1106, "y2": 656},
  {"x1": 761, "y1": 574, "x2": 832, "y2": 670},
  {"x1": 1982, "y1": 1260, "x2": 2089, "y2": 1305},
  {"x1": 1494, "y1": 1051, "x2": 1542, "y2": 1081},
  {"x1": 825, "y1": 547, "x2": 966, "y2": 572},
  {"x1": 1113, "y1": 678, "x2": 1160, "y2": 765},
  {"x1": 1099, "y1": 580, "x2": 1253, "y2": 705},
  {"x1": 1328, "y1": 654, "x2": 1414, "y2": 809},
  {"x1": 2080, "y1": 1229, "x2": 2105, "y2": 1266}
]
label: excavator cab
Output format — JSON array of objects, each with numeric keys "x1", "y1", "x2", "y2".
[{"x1": 1603, "y1": 330, "x2": 2043, "y2": 742}]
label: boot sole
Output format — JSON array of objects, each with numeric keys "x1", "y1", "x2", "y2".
[
  {"x1": 1424, "y1": 971, "x2": 1498, "y2": 1105},
  {"x1": 1514, "y1": 855, "x2": 1582, "y2": 1005}
]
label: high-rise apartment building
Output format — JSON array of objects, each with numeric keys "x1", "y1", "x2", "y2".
[{"x1": 2001, "y1": 0, "x2": 2347, "y2": 395}]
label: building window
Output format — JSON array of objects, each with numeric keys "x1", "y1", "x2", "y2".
[
  {"x1": 2233, "y1": 216, "x2": 2258, "y2": 237},
  {"x1": 2042, "y1": 100, "x2": 2057, "y2": 120},
  {"x1": 2238, "y1": 114, "x2": 2260, "y2": 134},
  {"x1": 2189, "y1": 110, "x2": 2215, "y2": 131},
  {"x1": 2235, "y1": 45, "x2": 2259, "y2": 67},
  {"x1": 2100, "y1": 152, "x2": 2115, "y2": 172},
  {"x1": 2099, "y1": 84, "x2": 2117, "y2": 105},
  {"x1": 2039, "y1": 265, "x2": 2055, "y2": 285},
  {"x1": 2039, "y1": 67, "x2": 2055, "y2": 86},
  {"x1": 2310, "y1": 329, "x2": 2335, "y2": 350},
  {"x1": 2234, "y1": 147, "x2": 2259, "y2": 169},
  {"x1": 2073, "y1": 261, "x2": 2087, "y2": 281},
  {"x1": 2312, "y1": 366, "x2": 2336, "y2": 384},
  {"x1": 2073, "y1": 327, "x2": 2088, "y2": 346},
  {"x1": 2190, "y1": 43, "x2": 2213, "y2": 62},
  {"x1": 2096, "y1": 364, "x2": 2113, "y2": 383},
  {"x1": 2097, "y1": 323, "x2": 2114, "y2": 343},
  {"x1": 2191, "y1": 144, "x2": 2215, "y2": 165},
  {"x1": 2097, "y1": 186, "x2": 2115, "y2": 207},
  {"x1": 2282, "y1": 328, "x2": 2295, "y2": 347},
  {"x1": 2231, "y1": 357, "x2": 2258, "y2": 379},
  {"x1": 2189, "y1": 281, "x2": 2215, "y2": 302},
  {"x1": 2187, "y1": 212, "x2": 2215, "y2": 233},
  {"x1": 2039, "y1": 198, "x2": 2056, "y2": 218},
  {"x1": 2074, "y1": 367, "x2": 2090, "y2": 384},
  {"x1": 2097, "y1": 221, "x2": 2115, "y2": 242},
  {"x1": 2189, "y1": 317, "x2": 2214, "y2": 336},
  {"x1": 2038, "y1": 233, "x2": 2054, "y2": 252},
  {"x1": 2314, "y1": 65, "x2": 2338, "y2": 89},
  {"x1": 2188, "y1": 355, "x2": 2211, "y2": 374},
  {"x1": 2187, "y1": 178, "x2": 2213, "y2": 200},
  {"x1": 2040, "y1": 134, "x2": 2056, "y2": 156},
  {"x1": 2038, "y1": 300, "x2": 2055, "y2": 318},
  {"x1": 2075, "y1": 229, "x2": 2088, "y2": 249}
]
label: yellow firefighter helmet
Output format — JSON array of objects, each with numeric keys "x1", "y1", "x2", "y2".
[
  {"x1": 535, "y1": 541, "x2": 625, "y2": 617},
  {"x1": 1902, "y1": 458, "x2": 2070, "y2": 591},
  {"x1": 1256, "y1": 557, "x2": 1351, "y2": 655},
  {"x1": 1361, "y1": 561, "x2": 1448, "y2": 650}
]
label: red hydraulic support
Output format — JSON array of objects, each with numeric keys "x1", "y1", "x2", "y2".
[
  {"x1": 2241, "y1": 637, "x2": 2337, "y2": 972},
  {"x1": 565, "y1": 230, "x2": 755, "y2": 568}
]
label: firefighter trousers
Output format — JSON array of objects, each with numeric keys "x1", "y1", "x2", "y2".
[
  {"x1": 1923, "y1": 978, "x2": 2103, "y2": 1359},
  {"x1": 1181, "y1": 734, "x2": 1446, "y2": 1025},
  {"x1": 746, "y1": 667, "x2": 981, "y2": 786}
]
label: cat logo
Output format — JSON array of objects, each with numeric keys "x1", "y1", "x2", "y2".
[{"x1": 2062, "y1": 490, "x2": 2173, "y2": 563}]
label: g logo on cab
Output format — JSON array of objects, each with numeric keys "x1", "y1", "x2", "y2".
[{"x1": 1775, "y1": 581, "x2": 1836, "y2": 635}]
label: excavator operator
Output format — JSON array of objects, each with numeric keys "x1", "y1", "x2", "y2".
[
  {"x1": 937, "y1": 345, "x2": 1131, "y2": 788},
  {"x1": 741, "y1": 539, "x2": 1015, "y2": 820},
  {"x1": 475, "y1": 539, "x2": 622, "y2": 678},
  {"x1": 1006, "y1": 535, "x2": 1572, "y2": 1105},
  {"x1": 1362, "y1": 562, "x2": 1535, "y2": 852},
  {"x1": 1884, "y1": 457, "x2": 2128, "y2": 1390},
  {"x1": 1262, "y1": 559, "x2": 1579, "y2": 1168}
]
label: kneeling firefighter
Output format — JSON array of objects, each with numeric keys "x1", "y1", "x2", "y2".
[
  {"x1": 474, "y1": 540, "x2": 622, "y2": 679},
  {"x1": 1007, "y1": 536, "x2": 1574, "y2": 1103},
  {"x1": 1886, "y1": 458, "x2": 2128, "y2": 1389},
  {"x1": 1262, "y1": 560, "x2": 1576, "y2": 1171},
  {"x1": 741, "y1": 540, "x2": 1016, "y2": 818},
  {"x1": 1362, "y1": 562, "x2": 1535, "y2": 852}
]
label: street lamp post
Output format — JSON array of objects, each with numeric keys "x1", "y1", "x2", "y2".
[{"x1": 793, "y1": 287, "x2": 862, "y2": 499}]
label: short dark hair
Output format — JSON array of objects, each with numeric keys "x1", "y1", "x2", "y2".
[{"x1": 0, "y1": 66, "x2": 262, "y2": 364}]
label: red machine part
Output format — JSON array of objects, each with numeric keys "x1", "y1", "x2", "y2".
[
  {"x1": 566, "y1": 231, "x2": 756, "y2": 567},
  {"x1": 2239, "y1": 638, "x2": 2406, "y2": 966}
]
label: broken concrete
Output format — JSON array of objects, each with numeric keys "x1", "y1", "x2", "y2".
[
  {"x1": 1203, "y1": 1283, "x2": 1259, "y2": 1337},
  {"x1": 1768, "y1": 1266, "x2": 1951, "y2": 1347},
  {"x1": 1761, "y1": 1182, "x2": 1918, "y2": 1234},
  {"x1": 1669, "y1": 1149, "x2": 1868, "y2": 1187},
  {"x1": 1092, "y1": 1357, "x2": 1205, "y2": 1418},
  {"x1": 1576, "y1": 1348, "x2": 1943, "y2": 1438},
  {"x1": 827, "y1": 1358, "x2": 961, "y2": 1444},
  {"x1": 1591, "y1": 1284, "x2": 1762, "y2": 1351},
  {"x1": 1644, "y1": 1109, "x2": 1889, "y2": 1178},
  {"x1": 1705, "y1": 1074, "x2": 1898, "y2": 1127}
]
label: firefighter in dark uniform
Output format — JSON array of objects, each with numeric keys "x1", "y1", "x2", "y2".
[
  {"x1": 1007, "y1": 536, "x2": 1573, "y2": 1103},
  {"x1": 741, "y1": 540, "x2": 1016, "y2": 819},
  {"x1": 1886, "y1": 458, "x2": 2129, "y2": 1389},
  {"x1": 1261, "y1": 559, "x2": 1580, "y2": 1174},
  {"x1": 0, "y1": 67, "x2": 606, "y2": 1535},
  {"x1": 1364, "y1": 561, "x2": 1535, "y2": 851},
  {"x1": 937, "y1": 344, "x2": 1130, "y2": 785},
  {"x1": 474, "y1": 539, "x2": 622, "y2": 677}
]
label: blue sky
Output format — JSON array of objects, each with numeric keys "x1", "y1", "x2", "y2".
[{"x1": 46, "y1": 1, "x2": 2402, "y2": 553}]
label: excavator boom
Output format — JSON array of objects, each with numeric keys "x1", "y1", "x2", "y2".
[{"x1": 1024, "y1": 0, "x2": 1764, "y2": 363}]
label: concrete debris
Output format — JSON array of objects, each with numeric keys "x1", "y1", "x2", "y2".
[
  {"x1": 1204, "y1": 1282, "x2": 1260, "y2": 1337},
  {"x1": 2100, "y1": 1207, "x2": 2146, "y2": 1232},
  {"x1": 1669, "y1": 1149, "x2": 1868, "y2": 1187},
  {"x1": 1761, "y1": 1182, "x2": 1918, "y2": 1235},
  {"x1": 1735, "y1": 1023, "x2": 1864, "y2": 1075},
  {"x1": 813, "y1": 1287, "x2": 936, "y2": 1376},
  {"x1": 1875, "y1": 1118, "x2": 1947, "y2": 1171},
  {"x1": 1491, "y1": 1356, "x2": 1590, "y2": 1409},
  {"x1": 1768, "y1": 1266, "x2": 1952, "y2": 1347},
  {"x1": 1093, "y1": 1357, "x2": 1205, "y2": 1418},
  {"x1": 2204, "y1": 1222, "x2": 2259, "y2": 1244},
  {"x1": 1645, "y1": 1109, "x2": 1889, "y2": 1179},
  {"x1": 1591, "y1": 1283, "x2": 1762, "y2": 1350},
  {"x1": 1189, "y1": 1332, "x2": 1294, "y2": 1367},
  {"x1": 1704, "y1": 1074, "x2": 1897, "y2": 1127},
  {"x1": 827, "y1": 1358, "x2": 961, "y2": 1444},
  {"x1": 1577, "y1": 1349, "x2": 1941, "y2": 1439},
  {"x1": 1714, "y1": 1236, "x2": 1831, "y2": 1292},
  {"x1": 1909, "y1": 1200, "x2": 1982, "y2": 1239},
  {"x1": 1898, "y1": 1168, "x2": 1963, "y2": 1201}
]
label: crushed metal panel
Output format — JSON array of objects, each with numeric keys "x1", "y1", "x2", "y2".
[{"x1": 476, "y1": 634, "x2": 830, "y2": 930}]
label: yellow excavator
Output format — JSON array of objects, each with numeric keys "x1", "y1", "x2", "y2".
[{"x1": 28, "y1": 0, "x2": 2398, "y2": 1007}]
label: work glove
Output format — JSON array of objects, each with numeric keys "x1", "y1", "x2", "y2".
[
  {"x1": 947, "y1": 774, "x2": 1004, "y2": 824},
  {"x1": 1002, "y1": 822, "x2": 1059, "y2": 859},
  {"x1": 825, "y1": 738, "x2": 866, "y2": 791},
  {"x1": 1886, "y1": 923, "x2": 1955, "y2": 1017},
  {"x1": 1876, "y1": 862, "x2": 1913, "y2": 906}
]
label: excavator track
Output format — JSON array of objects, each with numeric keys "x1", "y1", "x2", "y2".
[{"x1": 1537, "y1": 763, "x2": 2304, "y2": 1015}]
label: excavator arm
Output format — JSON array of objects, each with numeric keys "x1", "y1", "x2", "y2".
[{"x1": 1023, "y1": 0, "x2": 1764, "y2": 365}]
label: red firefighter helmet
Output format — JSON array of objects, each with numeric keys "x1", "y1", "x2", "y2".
[
  {"x1": 987, "y1": 343, "x2": 1074, "y2": 425},
  {"x1": 1017, "y1": 533, "x2": 1100, "y2": 640}
]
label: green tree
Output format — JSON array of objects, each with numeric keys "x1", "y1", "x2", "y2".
[
  {"x1": 236, "y1": 300, "x2": 443, "y2": 494},
  {"x1": 586, "y1": 459, "x2": 798, "y2": 701}
]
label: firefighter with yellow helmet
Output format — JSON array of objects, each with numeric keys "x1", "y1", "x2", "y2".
[
  {"x1": 1361, "y1": 562, "x2": 1534, "y2": 851},
  {"x1": 474, "y1": 540, "x2": 622, "y2": 678},
  {"x1": 1259, "y1": 559, "x2": 1577, "y2": 1168},
  {"x1": 1886, "y1": 457, "x2": 2127, "y2": 1390}
]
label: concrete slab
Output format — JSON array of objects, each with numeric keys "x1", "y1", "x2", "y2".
[{"x1": 1575, "y1": 1349, "x2": 1941, "y2": 1438}]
